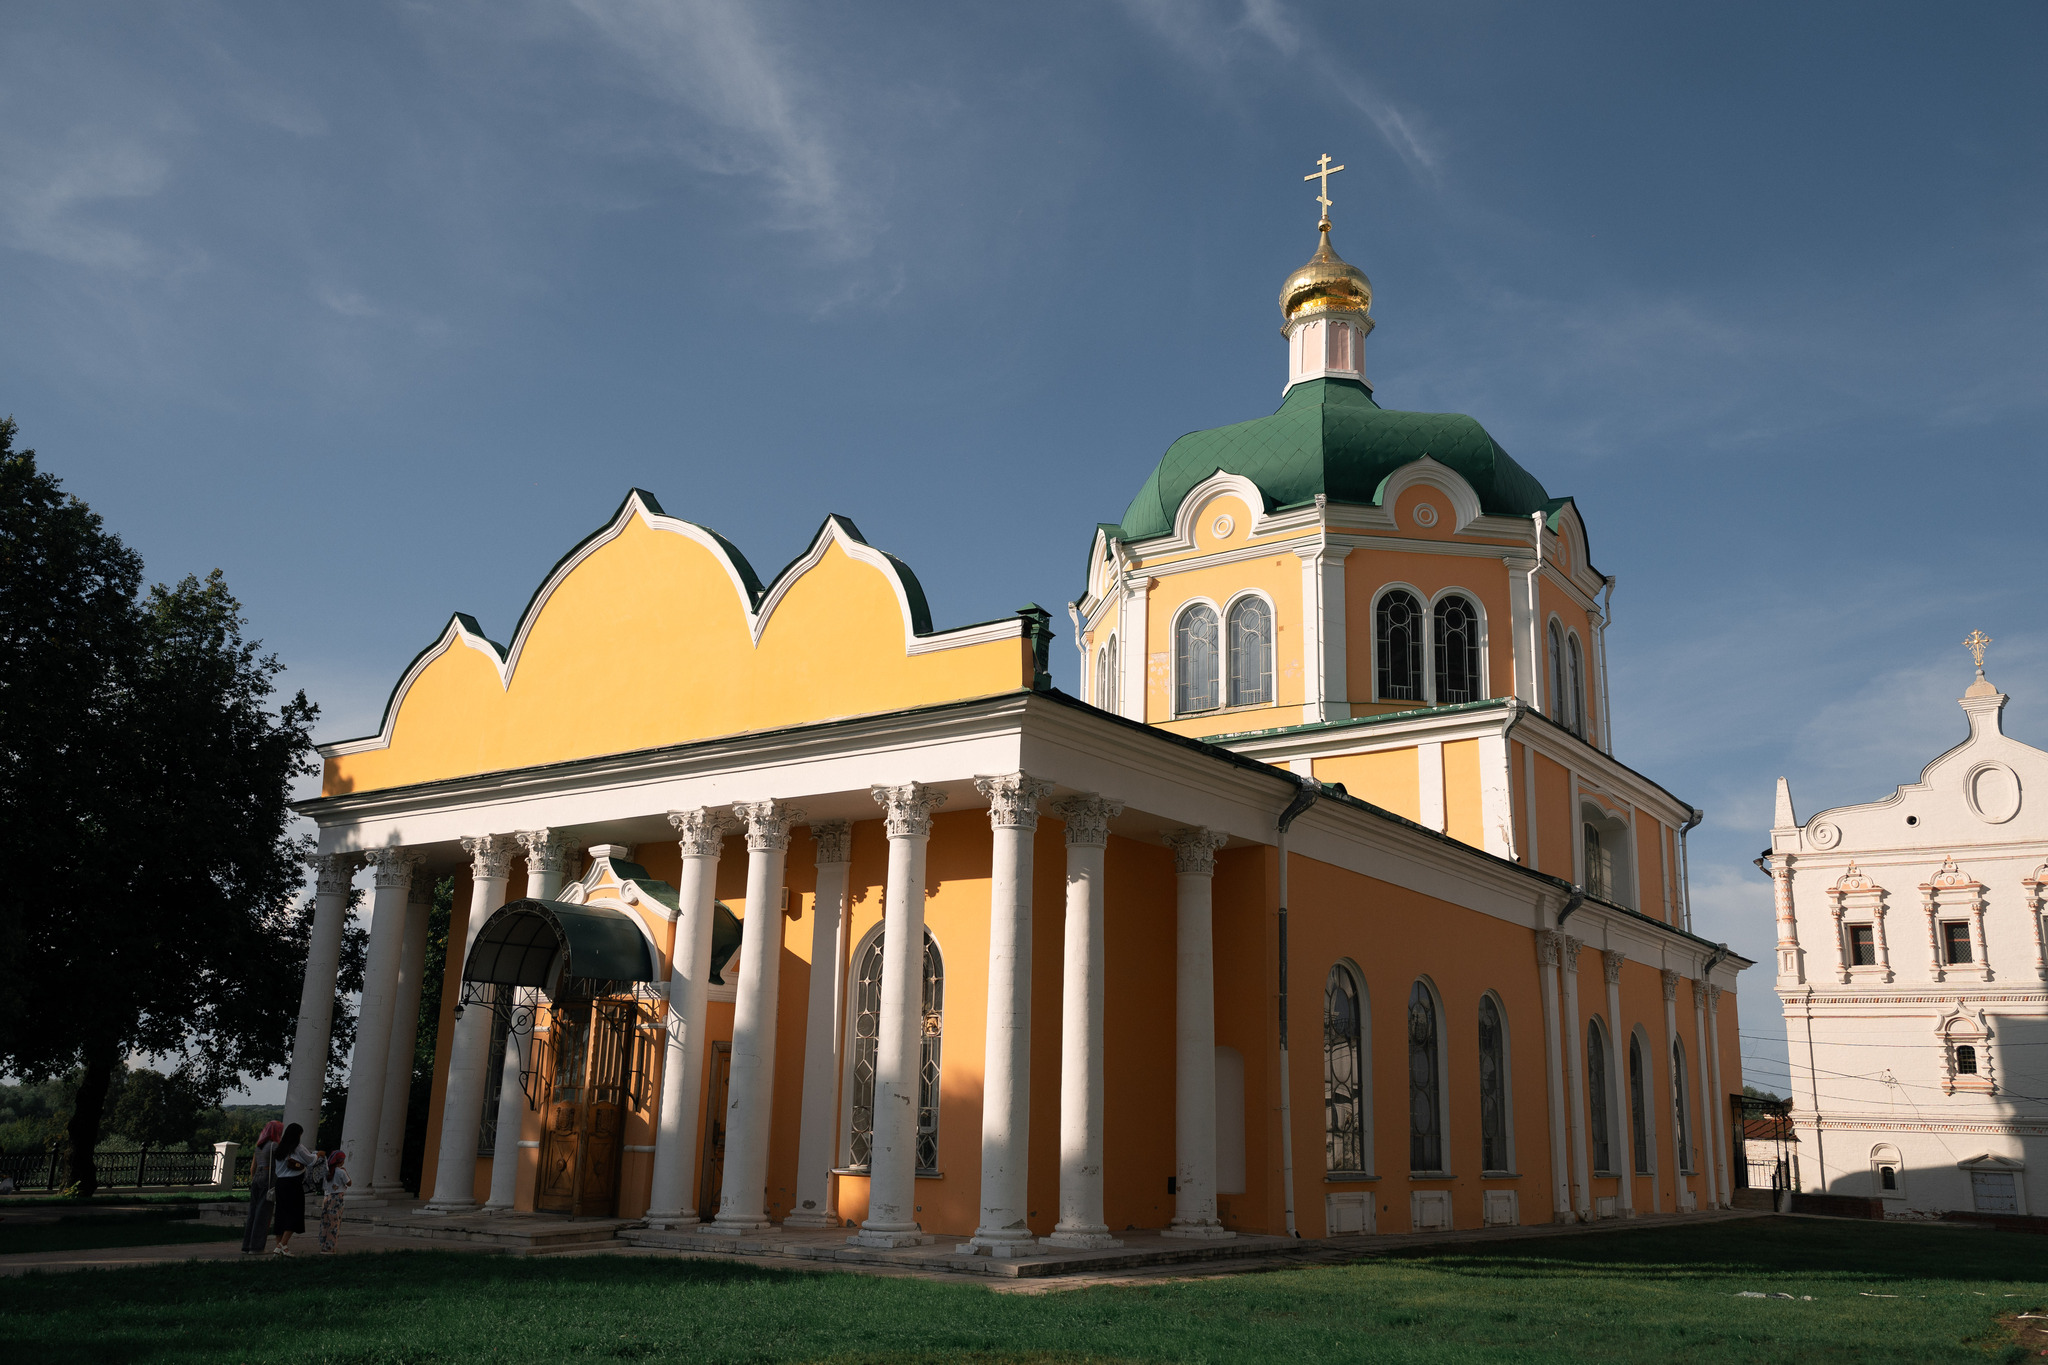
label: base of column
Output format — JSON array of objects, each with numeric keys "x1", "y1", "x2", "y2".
[
  {"x1": 641, "y1": 1214, "x2": 701, "y2": 1230},
  {"x1": 704, "y1": 1216, "x2": 777, "y2": 1235},
  {"x1": 1042, "y1": 1225, "x2": 1122, "y2": 1250},
  {"x1": 849, "y1": 1223, "x2": 933, "y2": 1249},
  {"x1": 959, "y1": 1230, "x2": 1038, "y2": 1257},
  {"x1": 480, "y1": 1201, "x2": 517, "y2": 1214},
  {"x1": 1160, "y1": 1220, "x2": 1235, "y2": 1241},
  {"x1": 418, "y1": 1199, "x2": 478, "y2": 1216},
  {"x1": 781, "y1": 1210, "x2": 840, "y2": 1229}
]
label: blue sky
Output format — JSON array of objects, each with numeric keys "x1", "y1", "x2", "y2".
[{"x1": 5, "y1": 1, "x2": 2044, "y2": 1102}]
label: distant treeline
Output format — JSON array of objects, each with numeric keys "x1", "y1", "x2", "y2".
[{"x1": 0, "y1": 1070, "x2": 283, "y2": 1155}]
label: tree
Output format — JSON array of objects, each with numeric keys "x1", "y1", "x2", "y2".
[
  {"x1": 0, "y1": 421, "x2": 321, "y2": 1196},
  {"x1": 105, "y1": 1067, "x2": 207, "y2": 1151}
]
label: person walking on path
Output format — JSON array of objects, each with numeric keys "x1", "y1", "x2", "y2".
[
  {"x1": 315, "y1": 1148, "x2": 351, "y2": 1254},
  {"x1": 240, "y1": 1120, "x2": 283, "y2": 1254},
  {"x1": 270, "y1": 1124, "x2": 315, "y2": 1255}
]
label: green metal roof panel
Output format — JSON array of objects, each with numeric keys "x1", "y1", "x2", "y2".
[
  {"x1": 462, "y1": 898, "x2": 658, "y2": 986},
  {"x1": 1115, "y1": 379, "x2": 1557, "y2": 542}
]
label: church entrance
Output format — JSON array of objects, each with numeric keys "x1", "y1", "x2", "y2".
[
  {"x1": 697, "y1": 1041, "x2": 731, "y2": 1217},
  {"x1": 534, "y1": 990, "x2": 635, "y2": 1217}
]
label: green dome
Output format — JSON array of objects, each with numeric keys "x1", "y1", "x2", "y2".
[{"x1": 1115, "y1": 378, "x2": 1562, "y2": 542}]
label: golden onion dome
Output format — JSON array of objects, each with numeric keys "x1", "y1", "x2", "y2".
[{"x1": 1279, "y1": 223, "x2": 1372, "y2": 328}]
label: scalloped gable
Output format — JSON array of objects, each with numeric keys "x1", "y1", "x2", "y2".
[{"x1": 321, "y1": 491, "x2": 1031, "y2": 796}]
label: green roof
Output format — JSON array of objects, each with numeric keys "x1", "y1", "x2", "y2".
[{"x1": 1114, "y1": 378, "x2": 1566, "y2": 543}]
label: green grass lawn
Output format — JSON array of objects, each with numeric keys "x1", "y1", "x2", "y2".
[
  {"x1": 0, "y1": 1208, "x2": 242, "y2": 1255},
  {"x1": 1, "y1": 1217, "x2": 2042, "y2": 1364}
]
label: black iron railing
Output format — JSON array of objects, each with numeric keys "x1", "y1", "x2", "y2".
[{"x1": 0, "y1": 1146, "x2": 249, "y2": 1193}]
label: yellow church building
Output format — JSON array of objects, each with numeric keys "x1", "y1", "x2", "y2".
[{"x1": 286, "y1": 182, "x2": 1747, "y2": 1253}]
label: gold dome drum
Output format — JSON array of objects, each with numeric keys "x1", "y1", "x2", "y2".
[{"x1": 1280, "y1": 226, "x2": 1373, "y2": 328}]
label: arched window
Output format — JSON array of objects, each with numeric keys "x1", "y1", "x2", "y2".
[
  {"x1": 1583, "y1": 823, "x2": 1612, "y2": 901},
  {"x1": 1097, "y1": 636, "x2": 1118, "y2": 712},
  {"x1": 1376, "y1": 590, "x2": 1423, "y2": 702},
  {"x1": 1672, "y1": 1040, "x2": 1693, "y2": 1172},
  {"x1": 1226, "y1": 597, "x2": 1274, "y2": 707},
  {"x1": 1477, "y1": 994, "x2": 1509, "y2": 1173},
  {"x1": 1566, "y1": 633, "x2": 1586, "y2": 737},
  {"x1": 1547, "y1": 620, "x2": 1566, "y2": 722},
  {"x1": 847, "y1": 929, "x2": 944, "y2": 1173},
  {"x1": 1432, "y1": 594, "x2": 1482, "y2": 704},
  {"x1": 1587, "y1": 1021, "x2": 1613, "y2": 1173},
  {"x1": 1408, "y1": 981, "x2": 1442, "y2": 1172},
  {"x1": 1628, "y1": 1032, "x2": 1651, "y2": 1175},
  {"x1": 1324, "y1": 966, "x2": 1366, "y2": 1174},
  {"x1": 1175, "y1": 604, "x2": 1221, "y2": 714},
  {"x1": 1956, "y1": 1044, "x2": 1978, "y2": 1075}
]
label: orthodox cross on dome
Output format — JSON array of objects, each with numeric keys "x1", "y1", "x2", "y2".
[
  {"x1": 1304, "y1": 153, "x2": 1345, "y2": 227},
  {"x1": 1964, "y1": 629, "x2": 1992, "y2": 670}
]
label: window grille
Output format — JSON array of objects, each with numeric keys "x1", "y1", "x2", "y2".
[
  {"x1": 1628, "y1": 1033, "x2": 1651, "y2": 1175},
  {"x1": 1432, "y1": 595, "x2": 1482, "y2": 704},
  {"x1": 1408, "y1": 982, "x2": 1442, "y2": 1171},
  {"x1": 1943, "y1": 921, "x2": 1972, "y2": 964},
  {"x1": 1324, "y1": 967, "x2": 1366, "y2": 1173},
  {"x1": 1175, "y1": 605, "x2": 1221, "y2": 713},
  {"x1": 1587, "y1": 1023, "x2": 1613, "y2": 1173},
  {"x1": 478, "y1": 993, "x2": 509, "y2": 1156},
  {"x1": 1226, "y1": 597, "x2": 1274, "y2": 707},
  {"x1": 1849, "y1": 924, "x2": 1876, "y2": 967},
  {"x1": 1672, "y1": 1042, "x2": 1693, "y2": 1172},
  {"x1": 1879, "y1": 1165, "x2": 1897, "y2": 1191},
  {"x1": 1376, "y1": 591, "x2": 1423, "y2": 701},
  {"x1": 1566, "y1": 634, "x2": 1586, "y2": 737},
  {"x1": 1955, "y1": 1044, "x2": 1978, "y2": 1075},
  {"x1": 1583, "y1": 825, "x2": 1612, "y2": 902},
  {"x1": 1478, "y1": 995, "x2": 1508, "y2": 1172},
  {"x1": 847, "y1": 929, "x2": 944, "y2": 1173}
]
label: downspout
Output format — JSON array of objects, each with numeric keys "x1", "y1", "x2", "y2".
[
  {"x1": 1500, "y1": 700, "x2": 1526, "y2": 863},
  {"x1": 1597, "y1": 575, "x2": 1616, "y2": 755},
  {"x1": 1067, "y1": 601, "x2": 1087, "y2": 699},
  {"x1": 1274, "y1": 773, "x2": 1321, "y2": 1238},
  {"x1": 1527, "y1": 513, "x2": 1547, "y2": 714},
  {"x1": 1677, "y1": 808, "x2": 1704, "y2": 933},
  {"x1": 1110, "y1": 537, "x2": 1130, "y2": 718},
  {"x1": 1553, "y1": 883, "x2": 1588, "y2": 926}
]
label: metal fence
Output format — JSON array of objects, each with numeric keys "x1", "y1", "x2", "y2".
[{"x1": 0, "y1": 1147, "x2": 248, "y2": 1193}]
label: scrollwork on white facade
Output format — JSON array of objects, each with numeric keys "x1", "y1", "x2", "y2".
[
  {"x1": 1050, "y1": 793, "x2": 1124, "y2": 847},
  {"x1": 873, "y1": 781, "x2": 946, "y2": 839},
  {"x1": 733, "y1": 799, "x2": 803, "y2": 852},
  {"x1": 306, "y1": 852, "x2": 361, "y2": 893},
  {"x1": 974, "y1": 772, "x2": 1052, "y2": 832},
  {"x1": 810, "y1": 819, "x2": 853, "y2": 866},
  {"x1": 667, "y1": 807, "x2": 736, "y2": 859},
  {"x1": 515, "y1": 828, "x2": 571, "y2": 877},
  {"x1": 1601, "y1": 948, "x2": 1625, "y2": 986},
  {"x1": 460, "y1": 834, "x2": 513, "y2": 882},
  {"x1": 363, "y1": 847, "x2": 421, "y2": 889},
  {"x1": 1164, "y1": 826, "x2": 1229, "y2": 877}
]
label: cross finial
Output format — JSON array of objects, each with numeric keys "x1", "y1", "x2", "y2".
[
  {"x1": 1964, "y1": 629, "x2": 1992, "y2": 670},
  {"x1": 1304, "y1": 153, "x2": 1345, "y2": 227}
]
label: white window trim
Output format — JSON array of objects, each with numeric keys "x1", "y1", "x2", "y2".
[
  {"x1": 1479, "y1": 989, "x2": 1516, "y2": 1177},
  {"x1": 1170, "y1": 596, "x2": 1226, "y2": 718},
  {"x1": 836, "y1": 920, "x2": 947, "y2": 1171},
  {"x1": 1371, "y1": 582, "x2": 1428, "y2": 705},
  {"x1": 1870, "y1": 1143, "x2": 1905, "y2": 1201},
  {"x1": 1326, "y1": 959, "x2": 1375, "y2": 1178},
  {"x1": 1587, "y1": 1014, "x2": 1619, "y2": 1177},
  {"x1": 1221, "y1": 587, "x2": 1279, "y2": 709},
  {"x1": 1426, "y1": 587, "x2": 1492, "y2": 705},
  {"x1": 1410, "y1": 976, "x2": 1452, "y2": 1175}
]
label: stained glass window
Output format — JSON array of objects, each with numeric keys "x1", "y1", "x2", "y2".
[
  {"x1": 847, "y1": 929, "x2": 944, "y2": 1173},
  {"x1": 1629, "y1": 1033, "x2": 1651, "y2": 1175},
  {"x1": 1588, "y1": 1022, "x2": 1613, "y2": 1173},
  {"x1": 1377, "y1": 591, "x2": 1423, "y2": 702},
  {"x1": 1226, "y1": 597, "x2": 1274, "y2": 707},
  {"x1": 1672, "y1": 1041, "x2": 1693, "y2": 1172},
  {"x1": 1175, "y1": 604, "x2": 1221, "y2": 713},
  {"x1": 1478, "y1": 995, "x2": 1508, "y2": 1172},
  {"x1": 1324, "y1": 966, "x2": 1366, "y2": 1173},
  {"x1": 1408, "y1": 981, "x2": 1442, "y2": 1171},
  {"x1": 1432, "y1": 595, "x2": 1482, "y2": 704}
]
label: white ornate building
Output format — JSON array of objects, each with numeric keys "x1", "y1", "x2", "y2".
[{"x1": 1767, "y1": 645, "x2": 2047, "y2": 1216}]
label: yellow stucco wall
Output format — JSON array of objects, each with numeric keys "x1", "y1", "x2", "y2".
[{"x1": 1312, "y1": 748, "x2": 1422, "y2": 824}]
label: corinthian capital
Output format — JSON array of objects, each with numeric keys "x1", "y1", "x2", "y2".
[
  {"x1": 515, "y1": 829, "x2": 571, "y2": 875},
  {"x1": 668, "y1": 807, "x2": 736, "y2": 859},
  {"x1": 873, "y1": 782, "x2": 947, "y2": 839},
  {"x1": 306, "y1": 852, "x2": 360, "y2": 894},
  {"x1": 1661, "y1": 967, "x2": 1680, "y2": 1002},
  {"x1": 734, "y1": 799, "x2": 804, "y2": 852},
  {"x1": 1602, "y1": 948, "x2": 1626, "y2": 985},
  {"x1": 461, "y1": 834, "x2": 514, "y2": 882},
  {"x1": 975, "y1": 772, "x2": 1052, "y2": 831},
  {"x1": 1050, "y1": 793, "x2": 1124, "y2": 847},
  {"x1": 1535, "y1": 929, "x2": 1562, "y2": 968},
  {"x1": 1164, "y1": 826, "x2": 1229, "y2": 877},
  {"x1": 810, "y1": 819, "x2": 853, "y2": 866},
  {"x1": 1559, "y1": 934, "x2": 1584, "y2": 974},
  {"x1": 363, "y1": 847, "x2": 422, "y2": 890},
  {"x1": 1706, "y1": 982, "x2": 1722, "y2": 1008}
]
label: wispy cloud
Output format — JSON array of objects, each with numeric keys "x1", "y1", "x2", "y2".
[{"x1": 0, "y1": 129, "x2": 173, "y2": 272}]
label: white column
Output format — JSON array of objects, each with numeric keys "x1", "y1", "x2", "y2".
[
  {"x1": 964, "y1": 774, "x2": 1051, "y2": 1255},
  {"x1": 483, "y1": 829, "x2": 569, "y2": 1212},
  {"x1": 370, "y1": 872, "x2": 437, "y2": 1197},
  {"x1": 1602, "y1": 949, "x2": 1633, "y2": 1218},
  {"x1": 1162, "y1": 826, "x2": 1232, "y2": 1240},
  {"x1": 788, "y1": 820, "x2": 854, "y2": 1228},
  {"x1": 1772, "y1": 856, "x2": 1802, "y2": 984},
  {"x1": 1705, "y1": 982, "x2": 1729, "y2": 1206},
  {"x1": 1559, "y1": 933, "x2": 1591, "y2": 1220},
  {"x1": 1536, "y1": 930, "x2": 1570, "y2": 1222},
  {"x1": 1121, "y1": 577, "x2": 1150, "y2": 723},
  {"x1": 710, "y1": 799, "x2": 802, "y2": 1233},
  {"x1": 1690, "y1": 980, "x2": 1718, "y2": 1208},
  {"x1": 1044, "y1": 793, "x2": 1125, "y2": 1249},
  {"x1": 424, "y1": 835, "x2": 514, "y2": 1211},
  {"x1": 339, "y1": 849, "x2": 420, "y2": 1187},
  {"x1": 284, "y1": 853, "x2": 358, "y2": 1138},
  {"x1": 852, "y1": 782, "x2": 947, "y2": 1249},
  {"x1": 645, "y1": 808, "x2": 735, "y2": 1226},
  {"x1": 1662, "y1": 968, "x2": 1691, "y2": 1209},
  {"x1": 1295, "y1": 544, "x2": 1351, "y2": 724}
]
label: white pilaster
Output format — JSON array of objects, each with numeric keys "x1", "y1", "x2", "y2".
[
  {"x1": 1602, "y1": 950, "x2": 1633, "y2": 1218},
  {"x1": 964, "y1": 774, "x2": 1052, "y2": 1255},
  {"x1": 1418, "y1": 741, "x2": 1446, "y2": 834},
  {"x1": 852, "y1": 782, "x2": 947, "y2": 1249},
  {"x1": 1704, "y1": 983, "x2": 1729, "y2": 1207},
  {"x1": 645, "y1": 808, "x2": 735, "y2": 1226},
  {"x1": 339, "y1": 848, "x2": 420, "y2": 1189},
  {"x1": 1691, "y1": 982, "x2": 1718, "y2": 1207},
  {"x1": 710, "y1": 799, "x2": 802, "y2": 1233},
  {"x1": 1295, "y1": 543, "x2": 1351, "y2": 725},
  {"x1": 284, "y1": 853, "x2": 358, "y2": 1139},
  {"x1": 1536, "y1": 931, "x2": 1570, "y2": 1222},
  {"x1": 1503, "y1": 556, "x2": 1540, "y2": 706},
  {"x1": 788, "y1": 820, "x2": 854, "y2": 1228},
  {"x1": 1121, "y1": 577, "x2": 1150, "y2": 723},
  {"x1": 1162, "y1": 826, "x2": 1232, "y2": 1240},
  {"x1": 424, "y1": 835, "x2": 514, "y2": 1211},
  {"x1": 1044, "y1": 793, "x2": 1125, "y2": 1249},
  {"x1": 1559, "y1": 934, "x2": 1590, "y2": 1220},
  {"x1": 1478, "y1": 727, "x2": 1515, "y2": 859},
  {"x1": 1662, "y1": 969, "x2": 1691, "y2": 1209},
  {"x1": 370, "y1": 872, "x2": 436, "y2": 1197},
  {"x1": 483, "y1": 828, "x2": 569, "y2": 1212}
]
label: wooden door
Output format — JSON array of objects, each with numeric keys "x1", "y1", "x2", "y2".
[
  {"x1": 698, "y1": 1041, "x2": 731, "y2": 1218},
  {"x1": 575, "y1": 997, "x2": 631, "y2": 1217},
  {"x1": 535, "y1": 1002, "x2": 589, "y2": 1214},
  {"x1": 533, "y1": 996, "x2": 630, "y2": 1217}
]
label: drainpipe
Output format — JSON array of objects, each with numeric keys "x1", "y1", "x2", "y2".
[
  {"x1": 1597, "y1": 576, "x2": 1616, "y2": 755},
  {"x1": 1554, "y1": 883, "x2": 1588, "y2": 926},
  {"x1": 1110, "y1": 537, "x2": 1130, "y2": 718},
  {"x1": 1274, "y1": 774, "x2": 1321, "y2": 1238},
  {"x1": 1527, "y1": 514, "x2": 1547, "y2": 714},
  {"x1": 1677, "y1": 808, "x2": 1704, "y2": 933},
  {"x1": 1500, "y1": 700, "x2": 1526, "y2": 863},
  {"x1": 1067, "y1": 601, "x2": 1087, "y2": 697}
]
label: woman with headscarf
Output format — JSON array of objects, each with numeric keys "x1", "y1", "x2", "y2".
[
  {"x1": 315, "y1": 1147, "x2": 351, "y2": 1253},
  {"x1": 240, "y1": 1119, "x2": 283, "y2": 1254},
  {"x1": 270, "y1": 1123, "x2": 316, "y2": 1254}
]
